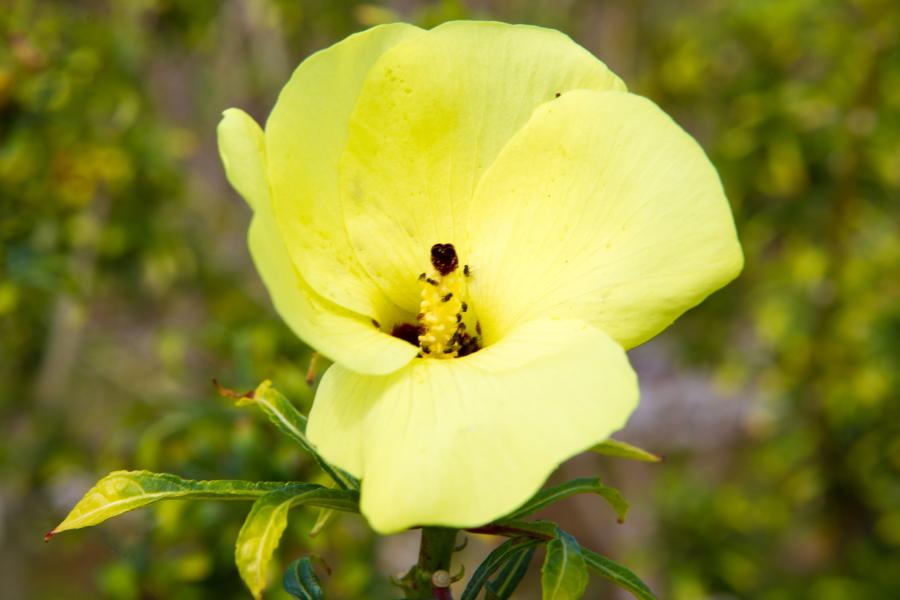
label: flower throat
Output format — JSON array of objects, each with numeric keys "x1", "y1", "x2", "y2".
[{"x1": 390, "y1": 243, "x2": 481, "y2": 359}]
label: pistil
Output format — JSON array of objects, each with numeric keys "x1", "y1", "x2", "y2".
[{"x1": 417, "y1": 244, "x2": 477, "y2": 358}]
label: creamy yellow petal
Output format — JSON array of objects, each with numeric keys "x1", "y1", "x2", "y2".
[
  {"x1": 218, "y1": 108, "x2": 269, "y2": 211},
  {"x1": 266, "y1": 23, "x2": 424, "y2": 325},
  {"x1": 246, "y1": 220, "x2": 418, "y2": 375},
  {"x1": 340, "y1": 21, "x2": 626, "y2": 313},
  {"x1": 218, "y1": 109, "x2": 417, "y2": 375},
  {"x1": 466, "y1": 90, "x2": 744, "y2": 349},
  {"x1": 307, "y1": 318, "x2": 638, "y2": 533}
]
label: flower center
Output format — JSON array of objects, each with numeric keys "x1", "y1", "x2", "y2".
[{"x1": 390, "y1": 243, "x2": 481, "y2": 359}]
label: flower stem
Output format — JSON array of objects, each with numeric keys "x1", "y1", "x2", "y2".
[{"x1": 401, "y1": 527, "x2": 458, "y2": 599}]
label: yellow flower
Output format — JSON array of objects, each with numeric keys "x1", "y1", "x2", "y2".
[{"x1": 217, "y1": 21, "x2": 742, "y2": 533}]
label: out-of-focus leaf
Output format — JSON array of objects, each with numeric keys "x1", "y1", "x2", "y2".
[
  {"x1": 461, "y1": 537, "x2": 544, "y2": 600},
  {"x1": 235, "y1": 484, "x2": 358, "y2": 599},
  {"x1": 589, "y1": 439, "x2": 661, "y2": 463},
  {"x1": 234, "y1": 380, "x2": 357, "y2": 489},
  {"x1": 283, "y1": 556, "x2": 330, "y2": 600},
  {"x1": 309, "y1": 507, "x2": 335, "y2": 537},
  {"x1": 48, "y1": 471, "x2": 283, "y2": 538},
  {"x1": 487, "y1": 518, "x2": 558, "y2": 540},
  {"x1": 485, "y1": 544, "x2": 536, "y2": 599},
  {"x1": 541, "y1": 529, "x2": 588, "y2": 600},
  {"x1": 507, "y1": 477, "x2": 629, "y2": 522},
  {"x1": 581, "y1": 547, "x2": 656, "y2": 600}
]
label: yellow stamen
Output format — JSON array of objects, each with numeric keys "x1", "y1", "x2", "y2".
[{"x1": 418, "y1": 268, "x2": 466, "y2": 358}]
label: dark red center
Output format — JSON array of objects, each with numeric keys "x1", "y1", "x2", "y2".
[{"x1": 391, "y1": 322, "x2": 422, "y2": 346}]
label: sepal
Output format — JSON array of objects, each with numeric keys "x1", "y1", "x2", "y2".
[{"x1": 589, "y1": 439, "x2": 661, "y2": 463}]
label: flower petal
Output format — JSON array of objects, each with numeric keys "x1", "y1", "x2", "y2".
[
  {"x1": 340, "y1": 21, "x2": 626, "y2": 312},
  {"x1": 266, "y1": 23, "x2": 424, "y2": 323},
  {"x1": 218, "y1": 108, "x2": 268, "y2": 211},
  {"x1": 218, "y1": 109, "x2": 418, "y2": 375},
  {"x1": 307, "y1": 318, "x2": 638, "y2": 533},
  {"x1": 466, "y1": 90, "x2": 744, "y2": 349}
]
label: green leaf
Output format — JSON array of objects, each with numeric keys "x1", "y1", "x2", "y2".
[
  {"x1": 461, "y1": 537, "x2": 544, "y2": 600},
  {"x1": 589, "y1": 439, "x2": 661, "y2": 463},
  {"x1": 485, "y1": 544, "x2": 536, "y2": 599},
  {"x1": 283, "y1": 556, "x2": 329, "y2": 600},
  {"x1": 238, "y1": 381, "x2": 357, "y2": 490},
  {"x1": 582, "y1": 547, "x2": 656, "y2": 600},
  {"x1": 541, "y1": 529, "x2": 588, "y2": 600},
  {"x1": 486, "y1": 518, "x2": 558, "y2": 540},
  {"x1": 507, "y1": 477, "x2": 629, "y2": 523},
  {"x1": 235, "y1": 484, "x2": 358, "y2": 599},
  {"x1": 309, "y1": 507, "x2": 335, "y2": 537},
  {"x1": 47, "y1": 470, "x2": 284, "y2": 538}
]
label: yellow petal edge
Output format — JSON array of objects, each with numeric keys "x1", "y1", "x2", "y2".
[
  {"x1": 307, "y1": 318, "x2": 639, "y2": 533},
  {"x1": 266, "y1": 23, "x2": 425, "y2": 325},
  {"x1": 217, "y1": 108, "x2": 417, "y2": 376},
  {"x1": 339, "y1": 20, "x2": 627, "y2": 312},
  {"x1": 467, "y1": 89, "x2": 744, "y2": 348}
]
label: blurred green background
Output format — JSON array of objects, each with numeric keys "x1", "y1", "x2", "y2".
[{"x1": 2, "y1": 0, "x2": 899, "y2": 598}]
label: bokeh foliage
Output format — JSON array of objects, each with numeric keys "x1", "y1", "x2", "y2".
[
  {"x1": 1, "y1": 0, "x2": 898, "y2": 598},
  {"x1": 638, "y1": 1, "x2": 900, "y2": 597}
]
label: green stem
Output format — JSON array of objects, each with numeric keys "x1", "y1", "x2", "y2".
[{"x1": 402, "y1": 527, "x2": 458, "y2": 599}]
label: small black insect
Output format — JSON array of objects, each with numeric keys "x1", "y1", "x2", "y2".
[
  {"x1": 463, "y1": 265, "x2": 471, "y2": 277},
  {"x1": 456, "y1": 313, "x2": 462, "y2": 323},
  {"x1": 476, "y1": 321, "x2": 482, "y2": 335},
  {"x1": 418, "y1": 272, "x2": 426, "y2": 281},
  {"x1": 422, "y1": 345, "x2": 431, "y2": 354},
  {"x1": 554, "y1": 92, "x2": 561, "y2": 98},
  {"x1": 371, "y1": 318, "x2": 381, "y2": 328},
  {"x1": 431, "y1": 243, "x2": 459, "y2": 275},
  {"x1": 461, "y1": 301, "x2": 468, "y2": 312},
  {"x1": 426, "y1": 277, "x2": 438, "y2": 286},
  {"x1": 443, "y1": 347, "x2": 455, "y2": 354},
  {"x1": 441, "y1": 292, "x2": 453, "y2": 302}
]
